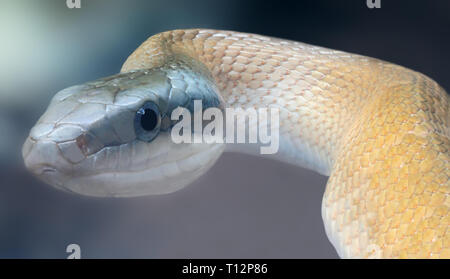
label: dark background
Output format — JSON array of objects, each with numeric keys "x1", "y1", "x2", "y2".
[{"x1": 0, "y1": 0, "x2": 448, "y2": 258}]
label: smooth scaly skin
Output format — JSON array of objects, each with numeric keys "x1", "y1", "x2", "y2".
[{"x1": 120, "y1": 29, "x2": 449, "y2": 258}]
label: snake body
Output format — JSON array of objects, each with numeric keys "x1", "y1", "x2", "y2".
[{"x1": 23, "y1": 29, "x2": 449, "y2": 258}]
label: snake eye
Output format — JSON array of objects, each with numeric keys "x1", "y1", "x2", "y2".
[{"x1": 134, "y1": 102, "x2": 161, "y2": 142}]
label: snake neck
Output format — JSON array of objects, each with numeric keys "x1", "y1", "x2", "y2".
[{"x1": 120, "y1": 29, "x2": 446, "y2": 176}]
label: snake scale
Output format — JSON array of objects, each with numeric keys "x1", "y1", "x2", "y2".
[{"x1": 23, "y1": 29, "x2": 449, "y2": 258}]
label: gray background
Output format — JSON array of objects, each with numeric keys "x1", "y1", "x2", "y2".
[{"x1": 0, "y1": 0, "x2": 449, "y2": 258}]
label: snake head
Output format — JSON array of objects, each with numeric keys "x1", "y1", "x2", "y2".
[{"x1": 23, "y1": 65, "x2": 225, "y2": 197}]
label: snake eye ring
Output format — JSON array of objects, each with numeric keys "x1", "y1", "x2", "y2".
[{"x1": 134, "y1": 101, "x2": 161, "y2": 142}]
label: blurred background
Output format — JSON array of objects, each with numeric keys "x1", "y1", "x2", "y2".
[{"x1": 0, "y1": 0, "x2": 449, "y2": 258}]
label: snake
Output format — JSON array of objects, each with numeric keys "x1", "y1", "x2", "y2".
[{"x1": 22, "y1": 29, "x2": 449, "y2": 258}]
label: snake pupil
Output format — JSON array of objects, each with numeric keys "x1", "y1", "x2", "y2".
[{"x1": 140, "y1": 108, "x2": 158, "y2": 131}]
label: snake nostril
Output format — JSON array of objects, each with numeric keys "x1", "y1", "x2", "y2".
[
  {"x1": 35, "y1": 165, "x2": 57, "y2": 175},
  {"x1": 42, "y1": 167, "x2": 56, "y2": 174}
]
